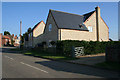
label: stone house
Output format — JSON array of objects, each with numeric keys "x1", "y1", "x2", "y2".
[
  {"x1": 42, "y1": 6, "x2": 109, "y2": 46},
  {"x1": 25, "y1": 21, "x2": 45, "y2": 48}
]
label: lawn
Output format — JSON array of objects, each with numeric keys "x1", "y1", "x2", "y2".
[
  {"x1": 95, "y1": 61, "x2": 120, "y2": 71},
  {"x1": 24, "y1": 50, "x2": 78, "y2": 60}
]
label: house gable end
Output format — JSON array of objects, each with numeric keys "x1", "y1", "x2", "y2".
[
  {"x1": 43, "y1": 10, "x2": 59, "y2": 34},
  {"x1": 100, "y1": 17, "x2": 109, "y2": 30}
]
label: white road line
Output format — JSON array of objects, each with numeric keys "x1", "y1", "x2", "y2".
[
  {"x1": 4, "y1": 56, "x2": 14, "y2": 60},
  {"x1": 20, "y1": 62, "x2": 48, "y2": 73}
]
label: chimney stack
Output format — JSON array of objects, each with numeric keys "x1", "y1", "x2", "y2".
[{"x1": 95, "y1": 6, "x2": 100, "y2": 41}]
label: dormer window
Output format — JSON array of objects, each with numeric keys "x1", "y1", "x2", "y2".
[{"x1": 49, "y1": 24, "x2": 52, "y2": 31}]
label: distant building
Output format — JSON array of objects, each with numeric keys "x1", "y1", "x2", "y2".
[
  {"x1": 42, "y1": 6, "x2": 109, "y2": 46},
  {"x1": 11, "y1": 34, "x2": 20, "y2": 46},
  {"x1": 2, "y1": 35, "x2": 11, "y2": 46},
  {"x1": 0, "y1": 33, "x2": 20, "y2": 47}
]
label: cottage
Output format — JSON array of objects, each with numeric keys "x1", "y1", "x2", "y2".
[{"x1": 42, "y1": 6, "x2": 109, "y2": 46}]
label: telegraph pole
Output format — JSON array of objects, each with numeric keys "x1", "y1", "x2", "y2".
[{"x1": 20, "y1": 21, "x2": 22, "y2": 49}]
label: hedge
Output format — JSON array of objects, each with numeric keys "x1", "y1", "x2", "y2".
[{"x1": 56, "y1": 40, "x2": 120, "y2": 56}]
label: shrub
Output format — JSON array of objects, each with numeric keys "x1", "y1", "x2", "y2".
[
  {"x1": 56, "y1": 40, "x2": 120, "y2": 56},
  {"x1": 42, "y1": 41, "x2": 46, "y2": 46}
]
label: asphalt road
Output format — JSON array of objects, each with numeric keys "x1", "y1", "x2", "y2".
[{"x1": 2, "y1": 47, "x2": 120, "y2": 78}]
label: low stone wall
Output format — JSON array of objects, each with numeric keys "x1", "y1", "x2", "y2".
[{"x1": 105, "y1": 45, "x2": 120, "y2": 62}]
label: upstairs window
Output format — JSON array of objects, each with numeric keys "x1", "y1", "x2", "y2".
[
  {"x1": 49, "y1": 24, "x2": 52, "y2": 31},
  {"x1": 88, "y1": 26, "x2": 93, "y2": 32}
]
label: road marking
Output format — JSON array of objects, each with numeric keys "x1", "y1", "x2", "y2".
[
  {"x1": 5, "y1": 56, "x2": 14, "y2": 60},
  {"x1": 20, "y1": 62, "x2": 48, "y2": 73}
]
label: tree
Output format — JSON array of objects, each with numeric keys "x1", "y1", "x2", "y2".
[
  {"x1": 11, "y1": 39, "x2": 15, "y2": 46},
  {"x1": 27, "y1": 28, "x2": 31, "y2": 34},
  {"x1": 4, "y1": 31, "x2": 10, "y2": 35},
  {"x1": 6, "y1": 40, "x2": 10, "y2": 46}
]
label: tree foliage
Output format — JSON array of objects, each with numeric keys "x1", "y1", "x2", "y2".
[
  {"x1": 27, "y1": 28, "x2": 32, "y2": 34},
  {"x1": 56, "y1": 40, "x2": 120, "y2": 56},
  {"x1": 4, "y1": 31, "x2": 10, "y2": 35}
]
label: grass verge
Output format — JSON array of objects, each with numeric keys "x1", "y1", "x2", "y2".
[{"x1": 24, "y1": 50, "x2": 78, "y2": 60}]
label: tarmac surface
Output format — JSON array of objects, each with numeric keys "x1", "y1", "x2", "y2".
[{"x1": 2, "y1": 47, "x2": 120, "y2": 78}]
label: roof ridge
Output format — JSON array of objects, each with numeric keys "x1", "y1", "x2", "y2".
[
  {"x1": 50, "y1": 9, "x2": 83, "y2": 17},
  {"x1": 83, "y1": 10, "x2": 95, "y2": 16}
]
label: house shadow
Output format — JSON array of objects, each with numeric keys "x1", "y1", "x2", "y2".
[{"x1": 35, "y1": 60, "x2": 119, "y2": 78}]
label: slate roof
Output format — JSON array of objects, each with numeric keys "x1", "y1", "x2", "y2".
[
  {"x1": 50, "y1": 9, "x2": 95, "y2": 31},
  {"x1": 83, "y1": 11, "x2": 95, "y2": 22}
]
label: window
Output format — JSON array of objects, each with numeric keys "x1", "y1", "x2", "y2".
[
  {"x1": 49, "y1": 24, "x2": 52, "y2": 31},
  {"x1": 88, "y1": 26, "x2": 93, "y2": 32},
  {"x1": 48, "y1": 40, "x2": 52, "y2": 47}
]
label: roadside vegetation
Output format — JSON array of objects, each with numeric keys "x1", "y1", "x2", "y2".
[
  {"x1": 23, "y1": 49, "x2": 78, "y2": 60},
  {"x1": 23, "y1": 40, "x2": 120, "y2": 60}
]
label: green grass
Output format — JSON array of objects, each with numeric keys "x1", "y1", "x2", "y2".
[
  {"x1": 24, "y1": 52, "x2": 33, "y2": 55},
  {"x1": 95, "y1": 61, "x2": 120, "y2": 71},
  {"x1": 24, "y1": 50, "x2": 78, "y2": 60}
]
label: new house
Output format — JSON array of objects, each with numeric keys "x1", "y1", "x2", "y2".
[
  {"x1": 24, "y1": 6, "x2": 109, "y2": 47},
  {"x1": 42, "y1": 6, "x2": 109, "y2": 46}
]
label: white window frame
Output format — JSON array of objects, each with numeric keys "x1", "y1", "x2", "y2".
[
  {"x1": 88, "y1": 26, "x2": 93, "y2": 32},
  {"x1": 49, "y1": 24, "x2": 52, "y2": 31}
]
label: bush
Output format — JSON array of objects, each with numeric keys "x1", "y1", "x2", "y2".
[{"x1": 56, "y1": 40, "x2": 120, "y2": 56}]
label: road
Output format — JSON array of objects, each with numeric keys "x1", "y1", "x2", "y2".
[{"x1": 2, "y1": 47, "x2": 120, "y2": 78}]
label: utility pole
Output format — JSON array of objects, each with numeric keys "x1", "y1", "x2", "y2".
[{"x1": 20, "y1": 21, "x2": 22, "y2": 49}]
